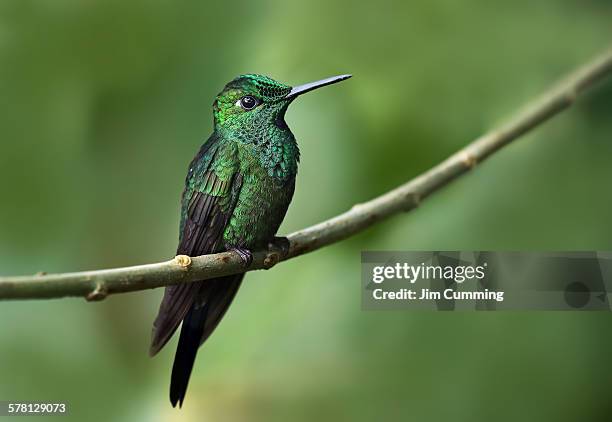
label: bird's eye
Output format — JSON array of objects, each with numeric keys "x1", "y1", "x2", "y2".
[{"x1": 237, "y1": 95, "x2": 259, "y2": 110}]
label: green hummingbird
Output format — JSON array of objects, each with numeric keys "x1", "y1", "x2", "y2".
[{"x1": 149, "y1": 73, "x2": 351, "y2": 407}]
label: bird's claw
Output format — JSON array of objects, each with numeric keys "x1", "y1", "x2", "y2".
[
  {"x1": 268, "y1": 236, "x2": 290, "y2": 257},
  {"x1": 230, "y1": 247, "x2": 253, "y2": 268}
]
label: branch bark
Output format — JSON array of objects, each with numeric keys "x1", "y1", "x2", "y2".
[{"x1": 2, "y1": 48, "x2": 612, "y2": 301}]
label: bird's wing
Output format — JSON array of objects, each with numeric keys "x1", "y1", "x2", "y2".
[{"x1": 150, "y1": 138, "x2": 241, "y2": 356}]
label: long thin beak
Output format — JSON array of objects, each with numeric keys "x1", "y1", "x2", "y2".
[{"x1": 286, "y1": 74, "x2": 352, "y2": 98}]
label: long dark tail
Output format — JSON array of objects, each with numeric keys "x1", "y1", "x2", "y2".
[
  {"x1": 170, "y1": 304, "x2": 207, "y2": 407},
  {"x1": 165, "y1": 274, "x2": 244, "y2": 407}
]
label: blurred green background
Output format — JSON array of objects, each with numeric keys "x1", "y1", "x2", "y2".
[{"x1": 1, "y1": 1, "x2": 612, "y2": 421}]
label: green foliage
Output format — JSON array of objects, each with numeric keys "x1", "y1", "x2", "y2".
[{"x1": 0, "y1": 1, "x2": 611, "y2": 420}]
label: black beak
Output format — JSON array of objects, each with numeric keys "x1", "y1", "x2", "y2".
[{"x1": 286, "y1": 74, "x2": 352, "y2": 98}]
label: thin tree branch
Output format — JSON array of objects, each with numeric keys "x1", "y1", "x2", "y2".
[{"x1": 1, "y1": 48, "x2": 611, "y2": 301}]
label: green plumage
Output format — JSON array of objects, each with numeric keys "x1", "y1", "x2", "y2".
[
  {"x1": 149, "y1": 73, "x2": 351, "y2": 408},
  {"x1": 182, "y1": 74, "x2": 299, "y2": 248}
]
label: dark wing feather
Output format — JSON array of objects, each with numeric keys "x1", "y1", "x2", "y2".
[
  {"x1": 150, "y1": 139, "x2": 241, "y2": 356},
  {"x1": 198, "y1": 274, "x2": 244, "y2": 346}
]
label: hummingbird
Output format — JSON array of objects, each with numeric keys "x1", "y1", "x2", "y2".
[{"x1": 149, "y1": 73, "x2": 351, "y2": 407}]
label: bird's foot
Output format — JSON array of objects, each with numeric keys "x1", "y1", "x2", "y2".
[
  {"x1": 229, "y1": 247, "x2": 253, "y2": 268},
  {"x1": 268, "y1": 236, "x2": 290, "y2": 257}
]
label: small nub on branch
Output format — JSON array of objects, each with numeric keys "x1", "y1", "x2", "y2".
[
  {"x1": 174, "y1": 255, "x2": 192, "y2": 268},
  {"x1": 86, "y1": 284, "x2": 108, "y2": 302}
]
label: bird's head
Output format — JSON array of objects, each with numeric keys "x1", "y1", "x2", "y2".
[{"x1": 212, "y1": 74, "x2": 351, "y2": 138}]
